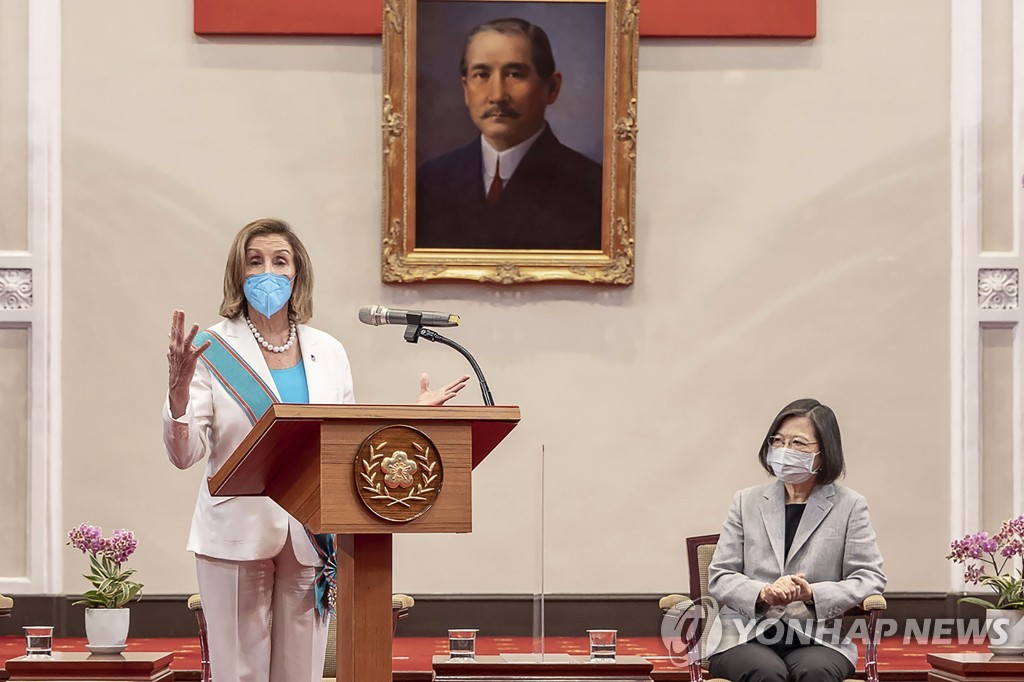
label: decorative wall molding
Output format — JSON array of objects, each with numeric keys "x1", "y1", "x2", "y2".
[
  {"x1": 0, "y1": 593, "x2": 992, "y2": 640},
  {"x1": 0, "y1": 0, "x2": 62, "y2": 595},
  {"x1": 0, "y1": 269, "x2": 33, "y2": 309},
  {"x1": 978, "y1": 268, "x2": 1019, "y2": 309},
  {"x1": 950, "y1": 0, "x2": 1024, "y2": 593},
  {"x1": 29, "y1": 0, "x2": 63, "y2": 596}
]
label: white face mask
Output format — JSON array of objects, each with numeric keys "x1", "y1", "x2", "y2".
[{"x1": 767, "y1": 446, "x2": 819, "y2": 484}]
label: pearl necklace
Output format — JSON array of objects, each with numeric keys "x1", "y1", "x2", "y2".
[{"x1": 245, "y1": 316, "x2": 297, "y2": 353}]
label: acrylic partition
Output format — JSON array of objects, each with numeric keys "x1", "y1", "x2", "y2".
[{"x1": 532, "y1": 444, "x2": 546, "y2": 658}]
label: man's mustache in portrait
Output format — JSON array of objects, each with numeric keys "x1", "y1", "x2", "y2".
[{"x1": 483, "y1": 106, "x2": 520, "y2": 119}]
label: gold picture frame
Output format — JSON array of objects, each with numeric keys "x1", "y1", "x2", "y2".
[{"x1": 381, "y1": 0, "x2": 638, "y2": 284}]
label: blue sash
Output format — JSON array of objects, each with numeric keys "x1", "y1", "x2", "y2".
[
  {"x1": 194, "y1": 330, "x2": 276, "y2": 423},
  {"x1": 196, "y1": 329, "x2": 337, "y2": 622}
]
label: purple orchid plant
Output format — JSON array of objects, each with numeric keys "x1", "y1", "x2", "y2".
[
  {"x1": 66, "y1": 524, "x2": 143, "y2": 608},
  {"x1": 946, "y1": 514, "x2": 1024, "y2": 610}
]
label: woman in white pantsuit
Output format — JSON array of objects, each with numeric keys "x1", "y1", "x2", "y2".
[{"x1": 163, "y1": 218, "x2": 468, "y2": 682}]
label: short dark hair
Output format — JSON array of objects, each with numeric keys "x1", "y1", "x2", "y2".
[
  {"x1": 459, "y1": 18, "x2": 556, "y2": 81},
  {"x1": 758, "y1": 398, "x2": 845, "y2": 485}
]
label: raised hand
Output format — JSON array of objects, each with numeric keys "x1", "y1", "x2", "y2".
[
  {"x1": 167, "y1": 309, "x2": 211, "y2": 418},
  {"x1": 416, "y1": 373, "x2": 471, "y2": 406}
]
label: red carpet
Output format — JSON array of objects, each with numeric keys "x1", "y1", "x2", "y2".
[{"x1": 0, "y1": 635, "x2": 993, "y2": 678}]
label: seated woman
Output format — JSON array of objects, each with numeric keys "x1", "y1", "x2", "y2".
[{"x1": 707, "y1": 398, "x2": 885, "y2": 682}]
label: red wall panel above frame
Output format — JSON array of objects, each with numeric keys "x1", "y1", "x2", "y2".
[
  {"x1": 194, "y1": 0, "x2": 816, "y2": 39},
  {"x1": 642, "y1": 0, "x2": 816, "y2": 38},
  {"x1": 194, "y1": 0, "x2": 381, "y2": 36}
]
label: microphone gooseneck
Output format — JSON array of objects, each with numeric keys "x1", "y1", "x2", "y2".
[
  {"x1": 358, "y1": 305, "x2": 494, "y2": 405},
  {"x1": 404, "y1": 325, "x2": 495, "y2": 406}
]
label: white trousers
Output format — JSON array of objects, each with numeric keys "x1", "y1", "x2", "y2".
[{"x1": 195, "y1": 526, "x2": 328, "y2": 682}]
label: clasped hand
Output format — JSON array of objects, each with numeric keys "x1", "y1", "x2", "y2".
[{"x1": 759, "y1": 574, "x2": 813, "y2": 606}]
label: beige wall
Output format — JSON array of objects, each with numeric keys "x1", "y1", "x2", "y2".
[
  {"x1": 60, "y1": 0, "x2": 951, "y2": 595},
  {"x1": 0, "y1": 0, "x2": 28, "y2": 249},
  {"x1": 0, "y1": 0, "x2": 29, "y2": 581},
  {"x1": 0, "y1": 328, "x2": 29, "y2": 578}
]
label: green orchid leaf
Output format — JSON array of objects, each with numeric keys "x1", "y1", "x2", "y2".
[{"x1": 125, "y1": 584, "x2": 143, "y2": 602}]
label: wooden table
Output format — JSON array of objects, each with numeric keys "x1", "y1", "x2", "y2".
[
  {"x1": 927, "y1": 652, "x2": 1024, "y2": 681},
  {"x1": 4, "y1": 652, "x2": 173, "y2": 681},
  {"x1": 433, "y1": 654, "x2": 653, "y2": 681}
]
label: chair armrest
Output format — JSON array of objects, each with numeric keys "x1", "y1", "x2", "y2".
[
  {"x1": 392, "y1": 594, "x2": 415, "y2": 610},
  {"x1": 842, "y1": 594, "x2": 886, "y2": 617},
  {"x1": 659, "y1": 594, "x2": 691, "y2": 611},
  {"x1": 187, "y1": 594, "x2": 203, "y2": 611},
  {"x1": 0, "y1": 593, "x2": 12, "y2": 616}
]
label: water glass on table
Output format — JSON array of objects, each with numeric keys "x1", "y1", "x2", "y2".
[
  {"x1": 587, "y1": 629, "x2": 617, "y2": 662},
  {"x1": 24, "y1": 626, "x2": 53, "y2": 657},
  {"x1": 448, "y1": 628, "x2": 479, "y2": 661}
]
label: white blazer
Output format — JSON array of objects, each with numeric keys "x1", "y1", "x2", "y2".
[{"x1": 162, "y1": 316, "x2": 355, "y2": 565}]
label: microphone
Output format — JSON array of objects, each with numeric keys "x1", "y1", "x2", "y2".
[
  {"x1": 360, "y1": 304, "x2": 494, "y2": 405},
  {"x1": 358, "y1": 305, "x2": 460, "y2": 328}
]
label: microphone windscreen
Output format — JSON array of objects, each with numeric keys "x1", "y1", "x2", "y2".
[{"x1": 357, "y1": 306, "x2": 376, "y2": 325}]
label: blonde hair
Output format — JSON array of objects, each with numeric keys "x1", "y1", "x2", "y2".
[{"x1": 219, "y1": 218, "x2": 314, "y2": 323}]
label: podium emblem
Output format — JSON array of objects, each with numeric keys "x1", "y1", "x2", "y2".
[{"x1": 354, "y1": 425, "x2": 444, "y2": 522}]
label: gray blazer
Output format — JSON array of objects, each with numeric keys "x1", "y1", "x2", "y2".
[{"x1": 706, "y1": 480, "x2": 886, "y2": 665}]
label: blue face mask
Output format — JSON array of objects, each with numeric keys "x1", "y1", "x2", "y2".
[{"x1": 243, "y1": 272, "x2": 294, "y2": 318}]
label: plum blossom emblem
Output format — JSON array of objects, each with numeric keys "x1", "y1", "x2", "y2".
[
  {"x1": 354, "y1": 425, "x2": 444, "y2": 522},
  {"x1": 382, "y1": 451, "x2": 418, "y2": 488}
]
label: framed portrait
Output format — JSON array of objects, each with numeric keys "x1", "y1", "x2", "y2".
[{"x1": 381, "y1": 0, "x2": 639, "y2": 284}]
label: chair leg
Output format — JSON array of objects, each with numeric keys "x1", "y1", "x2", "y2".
[
  {"x1": 685, "y1": 617, "x2": 704, "y2": 682},
  {"x1": 392, "y1": 607, "x2": 409, "y2": 638},
  {"x1": 864, "y1": 610, "x2": 879, "y2": 682},
  {"x1": 194, "y1": 608, "x2": 212, "y2": 682},
  {"x1": 688, "y1": 658, "x2": 704, "y2": 682}
]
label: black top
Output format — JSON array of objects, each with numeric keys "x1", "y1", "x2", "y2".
[{"x1": 784, "y1": 503, "x2": 806, "y2": 559}]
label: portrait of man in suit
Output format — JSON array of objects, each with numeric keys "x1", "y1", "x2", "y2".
[{"x1": 415, "y1": 17, "x2": 604, "y2": 251}]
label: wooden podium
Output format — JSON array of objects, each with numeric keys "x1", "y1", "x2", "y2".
[{"x1": 208, "y1": 404, "x2": 521, "y2": 682}]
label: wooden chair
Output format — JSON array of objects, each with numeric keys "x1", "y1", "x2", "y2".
[
  {"x1": 659, "y1": 534, "x2": 886, "y2": 682},
  {"x1": 187, "y1": 593, "x2": 414, "y2": 682},
  {"x1": 0, "y1": 593, "x2": 12, "y2": 618}
]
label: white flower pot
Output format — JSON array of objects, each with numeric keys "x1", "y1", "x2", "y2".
[
  {"x1": 986, "y1": 608, "x2": 1024, "y2": 655},
  {"x1": 84, "y1": 608, "x2": 130, "y2": 652}
]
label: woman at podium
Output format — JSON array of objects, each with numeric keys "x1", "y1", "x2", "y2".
[{"x1": 162, "y1": 218, "x2": 468, "y2": 682}]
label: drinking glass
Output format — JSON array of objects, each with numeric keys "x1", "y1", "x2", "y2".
[
  {"x1": 24, "y1": 626, "x2": 53, "y2": 657},
  {"x1": 587, "y1": 629, "x2": 616, "y2": 662},
  {"x1": 448, "y1": 628, "x2": 478, "y2": 661}
]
